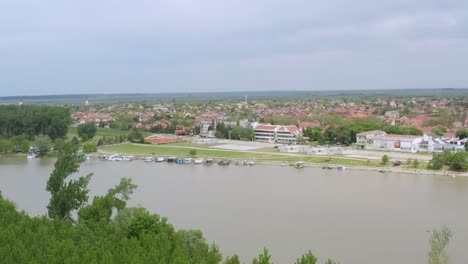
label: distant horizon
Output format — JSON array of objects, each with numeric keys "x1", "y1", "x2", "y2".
[{"x1": 1, "y1": 87, "x2": 468, "y2": 99}]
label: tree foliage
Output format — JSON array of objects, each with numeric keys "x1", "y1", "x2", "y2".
[
  {"x1": 0, "y1": 105, "x2": 70, "y2": 140},
  {"x1": 77, "y1": 122, "x2": 97, "y2": 141},
  {"x1": 46, "y1": 142, "x2": 92, "y2": 220},
  {"x1": 428, "y1": 226, "x2": 452, "y2": 264}
]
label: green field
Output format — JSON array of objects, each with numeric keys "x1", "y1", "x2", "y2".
[{"x1": 102, "y1": 143, "x2": 382, "y2": 167}]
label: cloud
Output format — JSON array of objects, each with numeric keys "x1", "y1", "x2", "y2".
[{"x1": 0, "y1": 0, "x2": 467, "y2": 95}]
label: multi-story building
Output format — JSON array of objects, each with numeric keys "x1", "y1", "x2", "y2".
[{"x1": 253, "y1": 124, "x2": 302, "y2": 144}]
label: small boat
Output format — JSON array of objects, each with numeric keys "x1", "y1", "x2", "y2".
[
  {"x1": 156, "y1": 157, "x2": 166, "y2": 162},
  {"x1": 218, "y1": 160, "x2": 231, "y2": 166},
  {"x1": 205, "y1": 158, "x2": 214, "y2": 164},
  {"x1": 415, "y1": 170, "x2": 422, "y2": 175},
  {"x1": 167, "y1": 157, "x2": 176, "y2": 162},
  {"x1": 27, "y1": 150, "x2": 36, "y2": 159},
  {"x1": 102, "y1": 155, "x2": 110, "y2": 160},
  {"x1": 108, "y1": 155, "x2": 121, "y2": 161},
  {"x1": 246, "y1": 161, "x2": 255, "y2": 166},
  {"x1": 175, "y1": 158, "x2": 185, "y2": 164},
  {"x1": 322, "y1": 166, "x2": 333, "y2": 170},
  {"x1": 85, "y1": 154, "x2": 93, "y2": 160},
  {"x1": 280, "y1": 163, "x2": 287, "y2": 167},
  {"x1": 378, "y1": 170, "x2": 385, "y2": 173},
  {"x1": 295, "y1": 161, "x2": 304, "y2": 168},
  {"x1": 144, "y1": 157, "x2": 154, "y2": 162},
  {"x1": 183, "y1": 158, "x2": 193, "y2": 164},
  {"x1": 337, "y1": 165, "x2": 347, "y2": 171},
  {"x1": 121, "y1": 155, "x2": 135, "y2": 161},
  {"x1": 194, "y1": 158, "x2": 204, "y2": 164}
]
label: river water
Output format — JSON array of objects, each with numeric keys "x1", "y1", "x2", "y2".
[{"x1": 1, "y1": 157, "x2": 468, "y2": 263}]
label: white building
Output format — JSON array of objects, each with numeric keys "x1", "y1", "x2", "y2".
[
  {"x1": 432, "y1": 137, "x2": 467, "y2": 153},
  {"x1": 356, "y1": 130, "x2": 424, "y2": 153},
  {"x1": 253, "y1": 124, "x2": 302, "y2": 144}
]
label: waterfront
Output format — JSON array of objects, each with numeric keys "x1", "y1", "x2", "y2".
[{"x1": 1, "y1": 157, "x2": 468, "y2": 263}]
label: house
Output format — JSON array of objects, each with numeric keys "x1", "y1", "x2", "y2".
[{"x1": 253, "y1": 124, "x2": 302, "y2": 144}]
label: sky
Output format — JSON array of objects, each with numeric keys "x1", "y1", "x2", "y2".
[{"x1": 1, "y1": 0, "x2": 468, "y2": 96}]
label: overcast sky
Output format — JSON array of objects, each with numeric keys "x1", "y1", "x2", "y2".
[{"x1": 1, "y1": 0, "x2": 467, "y2": 96}]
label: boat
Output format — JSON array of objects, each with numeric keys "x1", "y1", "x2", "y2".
[
  {"x1": 166, "y1": 157, "x2": 176, "y2": 162},
  {"x1": 175, "y1": 158, "x2": 185, "y2": 164},
  {"x1": 337, "y1": 165, "x2": 347, "y2": 171},
  {"x1": 322, "y1": 166, "x2": 333, "y2": 170},
  {"x1": 218, "y1": 160, "x2": 231, "y2": 166},
  {"x1": 144, "y1": 157, "x2": 154, "y2": 162},
  {"x1": 27, "y1": 150, "x2": 36, "y2": 159},
  {"x1": 246, "y1": 161, "x2": 255, "y2": 166},
  {"x1": 280, "y1": 163, "x2": 287, "y2": 167},
  {"x1": 108, "y1": 155, "x2": 121, "y2": 161},
  {"x1": 205, "y1": 158, "x2": 214, "y2": 164},
  {"x1": 415, "y1": 170, "x2": 422, "y2": 175},
  {"x1": 85, "y1": 154, "x2": 93, "y2": 160},
  {"x1": 183, "y1": 158, "x2": 193, "y2": 164},
  {"x1": 156, "y1": 157, "x2": 166, "y2": 162},
  {"x1": 121, "y1": 155, "x2": 135, "y2": 161},
  {"x1": 194, "y1": 158, "x2": 204, "y2": 164},
  {"x1": 295, "y1": 161, "x2": 304, "y2": 168},
  {"x1": 378, "y1": 170, "x2": 385, "y2": 173}
]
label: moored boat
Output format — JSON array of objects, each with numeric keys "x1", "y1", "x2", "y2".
[
  {"x1": 295, "y1": 161, "x2": 304, "y2": 168},
  {"x1": 144, "y1": 157, "x2": 154, "y2": 162},
  {"x1": 156, "y1": 157, "x2": 166, "y2": 162},
  {"x1": 194, "y1": 158, "x2": 204, "y2": 164},
  {"x1": 218, "y1": 160, "x2": 231, "y2": 166}
]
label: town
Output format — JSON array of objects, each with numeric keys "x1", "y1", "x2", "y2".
[{"x1": 69, "y1": 93, "x2": 468, "y2": 154}]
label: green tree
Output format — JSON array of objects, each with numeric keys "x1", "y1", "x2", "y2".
[
  {"x1": 82, "y1": 142, "x2": 97, "y2": 153},
  {"x1": 455, "y1": 128, "x2": 468, "y2": 139},
  {"x1": 35, "y1": 134, "x2": 52, "y2": 155},
  {"x1": 252, "y1": 248, "x2": 271, "y2": 264},
  {"x1": 428, "y1": 226, "x2": 452, "y2": 264},
  {"x1": 78, "y1": 122, "x2": 97, "y2": 141},
  {"x1": 381, "y1": 155, "x2": 389, "y2": 164},
  {"x1": 295, "y1": 250, "x2": 318, "y2": 264},
  {"x1": 79, "y1": 177, "x2": 137, "y2": 223},
  {"x1": 0, "y1": 138, "x2": 12, "y2": 154},
  {"x1": 46, "y1": 142, "x2": 92, "y2": 221},
  {"x1": 189, "y1": 149, "x2": 197, "y2": 156},
  {"x1": 225, "y1": 255, "x2": 241, "y2": 264},
  {"x1": 450, "y1": 151, "x2": 468, "y2": 171}
]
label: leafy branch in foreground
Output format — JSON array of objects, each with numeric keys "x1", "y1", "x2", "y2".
[{"x1": 46, "y1": 142, "x2": 92, "y2": 221}]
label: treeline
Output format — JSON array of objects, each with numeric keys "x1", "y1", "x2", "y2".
[
  {"x1": 427, "y1": 150, "x2": 468, "y2": 171},
  {"x1": 0, "y1": 105, "x2": 70, "y2": 140},
  {"x1": 304, "y1": 117, "x2": 423, "y2": 145},
  {"x1": 0, "y1": 143, "x2": 336, "y2": 264}
]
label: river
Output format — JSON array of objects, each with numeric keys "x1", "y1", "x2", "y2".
[{"x1": 1, "y1": 157, "x2": 467, "y2": 263}]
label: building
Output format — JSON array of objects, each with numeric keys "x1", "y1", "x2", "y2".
[
  {"x1": 432, "y1": 137, "x2": 467, "y2": 153},
  {"x1": 356, "y1": 130, "x2": 424, "y2": 153},
  {"x1": 253, "y1": 124, "x2": 302, "y2": 144}
]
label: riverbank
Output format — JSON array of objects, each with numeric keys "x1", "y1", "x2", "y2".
[{"x1": 97, "y1": 143, "x2": 468, "y2": 177}]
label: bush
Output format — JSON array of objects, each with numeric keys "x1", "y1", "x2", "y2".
[
  {"x1": 381, "y1": 155, "x2": 389, "y2": 164},
  {"x1": 189, "y1": 149, "x2": 197, "y2": 156},
  {"x1": 83, "y1": 142, "x2": 97, "y2": 153}
]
